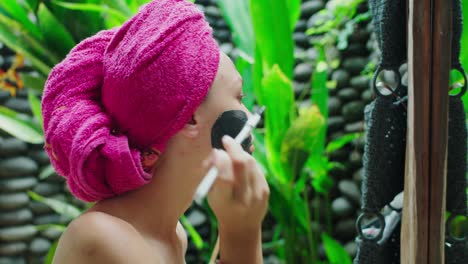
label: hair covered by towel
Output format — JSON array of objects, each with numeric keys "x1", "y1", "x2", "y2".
[{"x1": 41, "y1": 0, "x2": 220, "y2": 202}]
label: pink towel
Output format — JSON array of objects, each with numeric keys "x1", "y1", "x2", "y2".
[{"x1": 41, "y1": 0, "x2": 220, "y2": 202}]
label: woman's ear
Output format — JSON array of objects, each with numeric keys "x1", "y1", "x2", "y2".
[{"x1": 181, "y1": 114, "x2": 200, "y2": 138}]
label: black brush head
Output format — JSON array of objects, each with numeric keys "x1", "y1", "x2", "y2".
[{"x1": 211, "y1": 110, "x2": 252, "y2": 153}]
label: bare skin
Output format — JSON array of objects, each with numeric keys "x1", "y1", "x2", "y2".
[{"x1": 52, "y1": 52, "x2": 269, "y2": 264}]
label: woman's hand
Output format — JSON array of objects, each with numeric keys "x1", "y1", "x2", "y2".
[{"x1": 206, "y1": 135, "x2": 269, "y2": 233}]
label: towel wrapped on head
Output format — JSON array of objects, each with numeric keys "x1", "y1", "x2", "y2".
[{"x1": 41, "y1": 0, "x2": 220, "y2": 202}]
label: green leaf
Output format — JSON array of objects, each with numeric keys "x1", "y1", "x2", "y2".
[
  {"x1": 52, "y1": 1, "x2": 129, "y2": 23},
  {"x1": 39, "y1": 164, "x2": 56, "y2": 180},
  {"x1": 28, "y1": 191, "x2": 82, "y2": 219},
  {"x1": 0, "y1": 0, "x2": 42, "y2": 40},
  {"x1": 37, "y1": 3, "x2": 76, "y2": 58},
  {"x1": 34, "y1": 224, "x2": 66, "y2": 232},
  {"x1": 250, "y1": 0, "x2": 294, "y2": 79},
  {"x1": 461, "y1": 0, "x2": 468, "y2": 113},
  {"x1": 218, "y1": 0, "x2": 254, "y2": 56},
  {"x1": 261, "y1": 65, "x2": 296, "y2": 183},
  {"x1": 28, "y1": 91, "x2": 43, "y2": 130},
  {"x1": 235, "y1": 56, "x2": 255, "y2": 111},
  {"x1": 19, "y1": 73, "x2": 46, "y2": 92},
  {"x1": 44, "y1": 239, "x2": 59, "y2": 264},
  {"x1": 0, "y1": 13, "x2": 54, "y2": 75},
  {"x1": 0, "y1": 106, "x2": 43, "y2": 144},
  {"x1": 321, "y1": 233, "x2": 352, "y2": 264},
  {"x1": 25, "y1": 0, "x2": 39, "y2": 12},
  {"x1": 287, "y1": 0, "x2": 301, "y2": 31},
  {"x1": 180, "y1": 215, "x2": 205, "y2": 250},
  {"x1": 281, "y1": 105, "x2": 325, "y2": 179},
  {"x1": 103, "y1": 0, "x2": 134, "y2": 17},
  {"x1": 326, "y1": 132, "x2": 362, "y2": 154}
]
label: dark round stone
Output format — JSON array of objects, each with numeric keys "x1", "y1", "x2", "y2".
[
  {"x1": 332, "y1": 197, "x2": 354, "y2": 218},
  {"x1": 204, "y1": 6, "x2": 222, "y2": 18},
  {"x1": 294, "y1": 32, "x2": 309, "y2": 48},
  {"x1": 213, "y1": 30, "x2": 231, "y2": 42},
  {"x1": 350, "y1": 75, "x2": 371, "y2": 92},
  {"x1": 186, "y1": 209, "x2": 207, "y2": 227},
  {"x1": 342, "y1": 101, "x2": 365, "y2": 122},
  {"x1": 329, "y1": 148, "x2": 349, "y2": 162},
  {"x1": 0, "y1": 242, "x2": 28, "y2": 256},
  {"x1": 32, "y1": 182, "x2": 62, "y2": 197},
  {"x1": 327, "y1": 97, "x2": 342, "y2": 116},
  {"x1": 0, "y1": 208, "x2": 33, "y2": 226},
  {"x1": 29, "y1": 201, "x2": 53, "y2": 215},
  {"x1": 331, "y1": 70, "x2": 350, "y2": 89},
  {"x1": 345, "y1": 241, "x2": 358, "y2": 258},
  {"x1": 28, "y1": 149, "x2": 50, "y2": 165},
  {"x1": 0, "y1": 177, "x2": 37, "y2": 193},
  {"x1": 294, "y1": 63, "x2": 313, "y2": 82},
  {"x1": 353, "y1": 168, "x2": 364, "y2": 184},
  {"x1": 343, "y1": 57, "x2": 368, "y2": 75},
  {"x1": 345, "y1": 121, "x2": 364, "y2": 133},
  {"x1": 295, "y1": 19, "x2": 307, "y2": 32},
  {"x1": 0, "y1": 138, "x2": 28, "y2": 157},
  {"x1": 215, "y1": 19, "x2": 229, "y2": 30},
  {"x1": 305, "y1": 48, "x2": 319, "y2": 61},
  {"x1": 29, "y1": 238, "x2": 51, "y2": 255},
  {"x1": 33, "y1": 214, "x2": 62, "y2": 225},
  {"x1": 349, "y1": 28, "x2": 371, "y2": 43},
  {"x1": 0, "y1": 225, "x2": 37, "y2": 242},
  {"x1": 0, "y1": 90, "x2": 10, "y2": 104},
  {"x1": 301, "y1": 0, "x2": 325, "y2": 19},
  {"x1": 4, "y1": 97, "x2": 32, "y2": 115},
  {"x1": 0, "y1": 257, "x2": 26, "y2": 264},
  {"x1": 40, "y1": 228, "x2": 63, "y2": 241},
  {"x1": 327, "y1": 116, "x2": 345, "y2": 134},
  {"x1": 361, "y1": 89, "x2": 374, "y2": 104},
  {"x1": 342, "y1": 43, "x2": 370, "y2": 57},
  {"x1": 338, "y1": 88, "x2": 360, "y2": 102},
  {"x1": 0, "y1": 193, "x2": 29, "y2": 210},
  {"x1": 334, "y1": 219, "x2": 357, "y2": 241},
  {"x1": 0, "y1": 157, "x2": 38, "y2": 178},
  {"x1": 338, "y1": 180, "x2": 361, "y2": 205},
  {"x1": 293, "y1": 81, "x2": 310, "y2": 97}
]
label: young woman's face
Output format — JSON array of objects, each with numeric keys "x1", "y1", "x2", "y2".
[{"x1": 193, "y1": 52, "x2": 252, "y2": 152}]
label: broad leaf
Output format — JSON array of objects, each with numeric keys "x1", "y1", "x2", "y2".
[
  {"x1": 37, "y1": 3, "x2": 76, "y2": 58},
  {"x1": 28, "y1": 91, "x2": 43, "y2": 130},
  {"x1": 322, "y1": 233, "x2": 352, "y2": 264},
  {"x1": 287, "y1": 0, "x2": 301, "y2": 31},
  {"x1": 19, "y1": 73, "x2": 46, "y2": 92},
  {"x1": 44, "y1": 239, "x2": 59, "y2": 264},
  {"x1": 0, "y1": 0, "x2": 42, "y2": 40},
  {"x1": 52, "y1": 1, "x2": 128, "y2": 23},
  {"x1": 326, "y1": 132, "x2": 362, "y2": 154},
  {"x1": 0, "y1": 106, "x2": 43, "y2": 144},
  {"x1": 218, "y1": 0, "x2": 254, "y2": 56}
]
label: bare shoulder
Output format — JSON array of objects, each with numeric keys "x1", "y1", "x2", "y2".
[{"x1": 52, "y1": 211, "x2": 157, "y2": 264}]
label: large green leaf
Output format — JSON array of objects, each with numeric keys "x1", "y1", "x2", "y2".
[
  {"x1": 250, "y1": 0, "x2": 294, "y2": 79},
  {"x1": 218, "y1": 0, "x2": 254, "y2": 56},
  {"x1": 37, "y1": 3, "x2": 76, "y2": 58},
  {"x1": 0, "y1": 106, "x2": 43, "y2": 144},
  {"x1": 180, "y1": 215, "x2": 205, "y2": 250},
  {"x1": 321, "y1": 233, "x2": 352, "y2": 264},
  {"x1": 0, "y1": 13, "x2": 55, "y2": 75},
  {"x1": 235, "y1": 55, "x2": 255, "y2": 111},
  {"x1": 287, "y1": 0, "x2": 301, "y2": 31},
  {"x1": 261, "y1": 64, "x2": 296, "y2": 183},
  {"x1": 19, "y1": 72, "x2": 46, "y2": 93},
  {"x1": 326, "y1": 132, "x2": 362, "y2": 154},
  {"x1": 52, "y1": 1, "x2": 128, "y2": 23},
  {"x1": 0, "y1": 0, "x2": 42, "y2": 40},
  {"x1": 44, "y1": 239, "x2": 59, "y2": 264},
  {"x1": 461, "y1": 0, "x2": 468, "y2": 112},
  {"x1": 28, "y1": 191, "x2": 82, "y2": 219},
  {"x1": 27, "y1": 91, "x2": 43, "y2": 130},
  {"x1": 103, "y1": 0, "x2": 134, "y2": 17}
]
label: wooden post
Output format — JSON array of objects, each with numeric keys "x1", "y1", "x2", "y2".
[{"x1": 402, "y1": 0, "x2": 452, "y2": 263}]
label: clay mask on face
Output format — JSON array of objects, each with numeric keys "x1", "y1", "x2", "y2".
[{"x1": 211, "y1": 110, "x2": 252, "y2": 154}]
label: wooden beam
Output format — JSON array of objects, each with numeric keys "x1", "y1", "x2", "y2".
[{"x1": 402, "y1": 0, "x2": 451, "y2": 263}]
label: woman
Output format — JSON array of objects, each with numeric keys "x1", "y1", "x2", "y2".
[{"x1": 41, "y1": 0, "x2": 269, "y2": 263}]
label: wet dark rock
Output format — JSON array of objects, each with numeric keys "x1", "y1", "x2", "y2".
[
  {"x1": 293, "y1": 81, "x2": 310, "y2": 97},
  {"x1": 301, "y1": 1, "x2": 325, "y2": 19},
  {"x1": 331, "y1": 70, "x2": 350, "y2": 89},
  {"x1": 349, "y1": 150, "x2": 363, "y2": 170},
  {"x1": 329, "y1": 148, "x2": 349, "y2": 162},
  {"x1": 213, "y1": 30, "x2": 231, "y2": 42},
  {"x1": 28, "y1": 149, "x2": 50, "y2": 165},
  {"x1": 350, "y1": 75, "x2": 371, "y2": 92},
  {"x1": 327, "y1": 116, "x2": 345, "y2": 134},
  {"x1": 345, "y1": 121, "x2": 364, "y2": 133},
  {"x1": 0, "y1": 257, "x2": 26, "y2": 264},
  {"x1": 0, "y1": 193, "x2": 29, "y2": 210},
  {"x1": 4, "y1": 97, "x2": 32, "y2": 115},
  {"x1": 345, "y1": 241, "x2": 358, "y2": 258},
  {"x1": 29, "y1": 238, "x2": 51, "y2": 255},
  {"x1": 337, "y1": 88, "x2": 360, "y2": 102},
  {"x1": 33, "y1": 182, "x2": 62, "y2": 197},
  {"x1": 0, "y1": 90, "x2": 9, "y2": 104},
  {"x1": 353, "y1": 168, "x2": 364, "y2": 184},
  {"x1": 295, "y1": 19, "x2": 308, "y2": 32},
  {"x1": 29, "y1": 201, "x2": 53, "y2": 215},
  {"x1": 349, "y1": 28, "x2": 371, "y2": 43},
  {"x1": 327, "y1": 97, "x2": 342, "y2": 116},
  {"x1": 335, "y1": 218, "x2": 357, "y2": 241},
  {"x1": 204, "y1": 6, "x2": 222, "y2": 18},
  {"x1": 294, "y1": 63, "x2": 313, "y2": 82},
  {"x1": 0, "y1": 208, "x2": 33, "y2": 226},
  {"x1": 361, "y1": 89, "x2": 374, "y2": 104},
  {"x1": 342, "y1": 101, "x2": 365, "y2": 122},
  {"x1": 338, "y1": 180, "x2": 361, "y2": 205},
  {"x1": 294, "y1": 32, "x2": 309, "y2": 48},
  {"x1": 332, "y1": 197, "x2": 354, "y2": 218},
  {"x1": 33, "y1": 214, "x2": 63, "y2": 226},
  {"x1": 0, "y1": 225, "x2": 37, "y2": 241},
  {"x1": 342, "y1": 43, "x2": 370, "y2": 57},
  {"x1": 0, "y1": 138, "x2": 28, "y2": 157},
  {"x1": 0, "y1": 157, "x2": 39, "y2": 178},
  {"x1": 343, "y1": 57, "x2": 368, "y2": 75},
  {"x1": 0, "y1": 242, "x2": 27, "y2": 256},
  {"x1": 186, "y1": 209, "x2": 207, "y2": 227},
  {"x1": 0, "y1": 177, "x2": 37, "y2": 193},
  {"x1": 40, "y1": 228, "x2": 63, "y2": 241}
]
